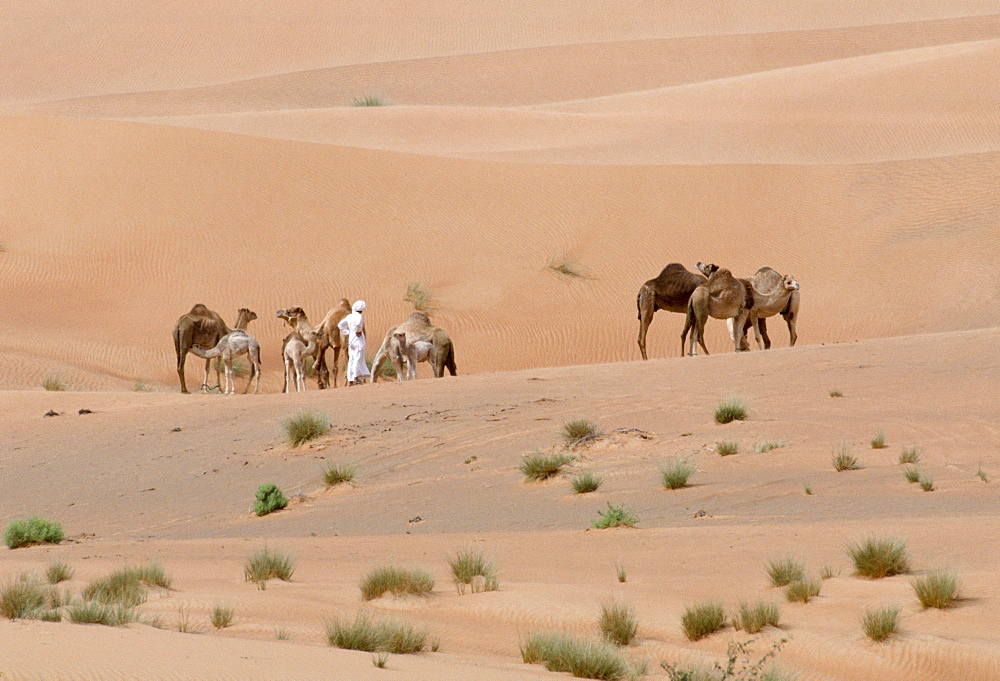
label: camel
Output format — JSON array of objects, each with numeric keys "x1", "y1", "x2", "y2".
[
  {"x1": 731, "y1": 268, "x2": 801, "y2": 350},
  {"x1": 636, "y1": 262, "x2": 719, "y2": 359},
  {"x1": 683, "y1": 266, "x2": 755, "y2": 356},
  {"x1": 370, "y1": 312, "x2": 457, "y2": 382},
  {"x1": 172, "y1": 304, "x2": 233, "y2": 394},
  {"x1": 189, "y1": 312, "x2": 262, "y2": 395},
  {"x1": 311, "y1": 299, "x2": 353, "y2": 389},
  {"x1": 276, "y1": 307, "x2": 321, "y2": 393}
]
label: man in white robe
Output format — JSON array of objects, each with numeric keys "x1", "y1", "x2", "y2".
[{"x1": 338, "y1": 300, "x2": 372, "y2": 385}]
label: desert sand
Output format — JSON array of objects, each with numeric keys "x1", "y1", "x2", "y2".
[{"x1": 1, "y1": 2, "x2": 999, "y2": 679}]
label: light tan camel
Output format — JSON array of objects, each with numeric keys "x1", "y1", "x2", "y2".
[
  {"x1": 312, "y1": 298, "x2": 353, "y2": 389},
  {"x1": 172, "y1": 304, "x2": 232, "y2": 394},
  {"x1": 189, "y1": 309, "x2": 261, "y2": 395},
  {"x1": 731, "y1": 268, "x2": 800, "y2": 350},
  {"x1": 370, "y1": 312, "x2": 457, "y2": 382},
  {"x1": 636, "y1": 262, "x2": 719, "y2": 359},
  {"x1": 683, "y1": 267, "x2": 755, "y2": 356},
  {"x1": 276, "y1": 307, "x2": 320, "y2": 393}
]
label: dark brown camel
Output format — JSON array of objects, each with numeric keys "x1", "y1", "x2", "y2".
[
  {"x1": 172, "y1": 304, "x2": 231, "y2": 393},
  {"x1": 636, "y1": 262, "x2": 718, "y2": 359}
]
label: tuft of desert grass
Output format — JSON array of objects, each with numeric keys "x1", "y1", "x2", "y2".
[
  {"x1": 591, "y1": 502, "x2": 638, "y2": 529},
  {"x1": 4, "y1": 517, "x2": 64, "y2": 549},
  {"x1": 803, "y1": 482, "x2": 813, "y2": 495},
  {"x1": 754, "y1": 440, "x2": 786, "y2": 453},
  {"x1": 898, "y1": 446, "x2": 921, "y2": 465},
  {"x1": 276, "y1": 627, "x2": 290, "y2": 640},
  {"x1": 326, "y1": 611, "x2": 427, "y2": 654},
  {"x1": 353, "y1": 94, "x2": 390, "y2": 107},
  {"x1": 681, "y1": 601, "x2": 726, "y2": 641},
  {"x1": 82, "y1": 563, "x2": 170, "y2": 609},
  {"x1": 520, "y1": 452, "x2": 571, "y2": 481},
  {"x1": 832, "y1": 441, "x2": 863, "y2": 471},
  {"x1": 848, "y1": 535, "x2": 910, "y2": 579},
  {"x1": 520, "y1": 631, "x2": 628, "y2": 680},
  {"x1": 871, "y1": 430, "x2": 887, "y2": 449},
  {"x1": 448, "y1": 546, "x2": 498, "y2": 595},
  {"x1": 0, "y1": 574, "x2": 47, "y2": 620},
  {"x1": 615, "y1": 560, "x2": 627, "y2": 583},
  {"x1": 862, "y1": 606, "x2": 900, "y2": 642},
  {"x1": 372, "y1": 653, "x2": 389, "y2": 668},
  {"x1": 211, "y1": 603, "x2": 235, "y2": 629},
  {"x1": 571, "y1": 471, "x2": 603, "y2": 494},
  {"x1": 828, "y1": 389, "x2": 843, "y2": 398},
  {"x1": 253, "y1": 482, "x2": 288, "y2": 516},
  {"x1": 323, "y1": 461, "x2": 357, "y2": 487},
  {"x1": 766, "y1": 556, "x2": 805, "y2": 587},
  {"x1": 732, "y1": 600, "x2": 781, "y2": 633},
  {"x1": 67, "y1": 600, "x2": 137, "y2": 626},
  {"x1": 176, "y1": 606, "x2": 200, "y2": 633},
  {"x1": 821, "y1": 565, "x2": 839, "y2": 580},
  {"x1": 660, "y1": 457, "x2": 696, "y2": 490},
  {"x1": 282, "y1": 410, "x2": 330, "y2": 447},
  {"x1": 903, "y1": 466, "x2": 921, "y2": 483},
  {"x1": 785, "y1": 578, "x2": 821, "y2": 603},
  {"x1": 360, "y1": 564, "x2": 434, "y2": 601},
  {"x1": 133, "y1": 380, "x2": 154, "y2": 392},
  {"x1": 45, "y1": 560, "x2": 74, "y2": 585},
  {"x1": 912, "y1": 570, "x2": 959, "y2": 609},
  {"x1": 714, "y1": 397, "x2": 748, "y2": 424},
  {"x1": 976, "y1": 464, "x2": 989, "y2": 482},
  {"x1": 716, "y1": 440, "x2": 739, "y2": 456},
  {"x1": 919, "y1": 474, "x2": 934, "y2": 491},
  {"x1": 244, "y1": 546, "x2": 295, "y2": 589},
  {"x1": 42, "y1": 374, "x2": 65, "y2": 391},
  {"x1": 404, "y1": 280, "x2": 434, "y2": 312},
  {"x1": 562, "y1": 419, "x2": 601, "y2": 446},
  {"x1": 599, "y1": 600, "x2": 638, "y2": 646},
  {"x1": 546, "y1": 254, "x2": 587, "y2": 278}
]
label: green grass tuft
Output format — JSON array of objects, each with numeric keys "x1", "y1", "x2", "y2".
[
  {"x1": 81, "y1": 563, "x2": 170, "y2": 609},
  {"x1": 591, "y1": 502, "x2": 639, "y2": 529},
  {"x1": 562, "y1": 418, "x2": 602, "y2": 446},
  {"x1": 785, "y1": 578, "x2": 821, "y2": 603},
  {"x1": 326, "y1": 611, "x2": 427, "y2": 653},
  {"x1": 716, "y1": 440, "x2": 739, "y2": 456},
  {"x1": 828, "y1": 389, "x2": 843, "y2": 398},
  {"x1": 211, "y1": 603, "x2": 235, "y2": 629},
  {"x1": 903, "y1": 466, "x2": 921, "y2": 483},
  {"x1": 244, "y1": 546, "x2": 296, "y2": 588},
  {"x1": 253, "y1": 483, "x2": 288, "y2": 516},
  {"x1": 871, "y1": 430, "x2": 887, "y2": 449},
  {"x1": 899, "y1": 446, "x2": 921, "y2": 465},
  {"x1": 520, "y1": 631, "x2": 628, "y2": 680},
  {"x1": 976, "y1": 465, "x2": 989, "y2": 482},
  {"x1": 448, "y1": 546, "x2": 498, "y2": 595},
  {"x1": 67, "y1": 600, "x2": 137, "y2": 626},
  {"x1": 766, "y1": 556, "x2": 805, "y2": 587},
  {"x1": 372, "y1": 653, "x2": 389, "y2": 668},
  {"x1": 660, "y1": 457, "x2": 696, "y2": 490},
  {"x1": 680, "y1": 601, "x2": 726, "y2": 641},
  {"x1": 754, "y1": 440, "x2": 786, "y2": 453},
  {"x1": 599, "y1": 600, "x2": 638, "y2": 646},
  {"x1": 353, "y1": 94, "x2": 390, "y2": 107},
  {"x1": 732, "y1": 600, "x2": 781, "y2": 633},
  {"x1": 322, "y1": 462, "x2": 357, "y2": 487},
  {"x1": 615, "y1": 560, "x2": 627, "y2": 583},
  {"x1": 282, "y1": 410, "x2": 330, "y2": 447},
  {"x1": 520, "y1": 452, "x2": 571, "y2": 481},
  {"x1": 821, "y1": 565, "x2": 839, "y2": 580},
  {"x1": 848, "y1": 535, "x2": 910, "y2": 579},
  {"x1": 4, "y1": 517, "x2": 65, "y2": 549},
  {"x1": 832, "y1": 441, "x2": 862, "y2": 471},
  {"x1": 0, "y1": 574, "x2": 47, "y2": 620},
  {"x1": 862, "y1": 606, "x2": 900, "y2": 642},
  {"x1": 913, "y1": 570, "x2": 959, "y2": 609},
  {"x1": 404, "y1": 280, "x2": 434, "y2": 312},
  {"x1": 360, "y1": 564, "x2": 434, "y2": 601},
  {"x1": 571, "y1": 471, "x2": 603, "y2": 494},
  {"x1": 919, "y1": 474, "x2": 934, "y2": 491},
  {"x1": 714, "y1": 397, "x2": 748, "y2": 424},
  {"x1": 42, "y1": 374, "x2": 65, "y2": 391}
]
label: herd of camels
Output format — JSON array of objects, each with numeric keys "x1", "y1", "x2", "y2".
[{"x1": 171, "y1": 263, "x2": 798, "y2": 394}]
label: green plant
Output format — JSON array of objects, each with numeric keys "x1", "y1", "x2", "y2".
[
  {"x1": 42, "y1": 374, "x2": 65, "y2": 391},
  {"x1": 662, "y1": 639, "x2": 789, "y2": 681},
  {"x1": 360, "y1": 564, "x2": 434, "y2": 601},
  {"x1": 211, "y1": 603, "x2": 235, "y2": 629},
  {"x1": 899, "y1": 446, "x2": 921, "y2": 465},
  {"x1": 828, "y1": 389, "x2": 843, "y2": 398},
  {"x1": 754, "y1": 440, "x2": 786, "y2": 453},
  {"x1": 520, "y1": 452, "x2": 571, "y2": 481},
  {"x1": 599, "y1": 600, "x2": 638, "y2": 646},
  {"x1": 861, "y1": 606, "x2": 900, "y2": 642},
  {"x1": 214, "y1": 357, "x2": 247, "y2": 378},
  {"x1": 912, "y1": 569, "x2": 959, "y2": 609},
  {"x1": 4, "y1": 517, "x2": 65, "y2": 548},
  {"x1": 81, "y1": 563, "x2": 170, "y2": 609},
  {"x1": 681, "y1": 601, "x2": 726, "y2": 641},
  {"x1": 716, "y1": 440, "x2": 739, "y2": 456},
  {"x1": 404, "y1": 280, "x2": 434, "y2": 312},
  {"x1": 323, "y1": 462, "x2": 357, "y2": 487},
  {"x1": 919, "y1": 474, "x2": 934, "y2": 491},
  {"x1": 38, "y1": 609, "x2": 62, "y2": 622},
  {"x1": 871, "y1": 430, "x2": 887, "y2": 449},
  {"x1": 546, "y1": 254, "x2": 587, "y2": 278},
  {"x1": 326, "y1": 611, "x2": 427, "y2": 654},
  {"x1": 373, "y1": 357, "x2": 397, "y2": 378},
  {"x1": 732, "y1": 601, "x2": 780, "y2": 633},
  {"x1": 244, "y1": 546, "x2": 296, "y2": 588},
  {"x1": 831, "y1": 442, "x2": 862, "y2": 471},
  {"x1": 903, "y1": 467, "x2": 921, "y2": 483},
  {"x1": 67, "y1": 600, "x2": 137, "y2": 626},
  {"x1": 847, "y1": 535, "x2": 910, "y2": 579},
  {"x1": 571, "y1": 471, "x2": 603, "y2": 494},
  {"x1": 615, "y1": 560, "x2": 627, "y2": 583},
  {"x1": 253, "y1": 483, "x2": 288, "y2": 516},
  {"x1": 430, "y1": 637, "x2": 441, "y2": 652},
  {"x1": 354, "y1": 94, "x2": 390, "y2": 107},
  {"x1": 372, "y1": 653, "x2": 389, "y2": 668},
  {"x1": 766, "y1": 556, "x2": 805, "y2": 587},
  {"x1": 803, "y1": 482, "x2": 813, "y2": 495},
  {"x1": 785, "y1": 578, "x2": 821, "y2": 603},
  {"x1": 520, "y1": 631, "x2": 628, "y2": 680},
  {"x1": 660, "y1": 457, "x2": 696, "y2": 490},
  {"x1": 282, "y1": 410, "x2": 330, "y2": 447},
  {"x1": 448, "y1": 546, "x2": 498, "y2": 595},
  {"x1": 45, "y1": 560, "x2": 74, "y2": 584},
  {"x1": 591, "y1": 502, "x2": 639, "y2": 529},
  {"x1": 133, "y1": 380, "x2": 153, "y2": 392},
  {"x1": 562, "y1": 419, "x2": 602, "y2": 446},
  {"x1": 821, "y1": 565, "x2": 838, "y2": 580},
  {"x1": 976, "y1": 465, "x2": 989, "y2": 482},
  {"x1": 0, "y1": 574, "x2": 47, "y2": 619},
  {"x1": 714, "y1": 398, "x2": 748, "y2": 424},
  {"x1": 176, "y1": 606, "x2": 199, "y2": 633},
  {"x1": 276, "y1": 627, "x2": 289, "y2": 640}
]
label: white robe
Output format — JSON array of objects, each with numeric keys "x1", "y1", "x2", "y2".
[{"x1": 338, "y1": 311, "x2": 371, "y2": 382}]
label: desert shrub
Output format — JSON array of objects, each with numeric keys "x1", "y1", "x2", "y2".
[
  {"x1": 448, "y1": 546, "x2": 498, "y2": 595},
  {"x1": 828, "y1": 389, "x2": 843, "y2": 398},
  {"x1": 547, "y1": 254, "x2": 587, "y2": 278},
  {"x1": 785, "y1": 578, "x2": 821, "y2": 603},
  {"x1": 821, "y1": 565, "x2": 839, "y2": 580},
  {"x1": 211, "y1": 603, "x2": 235, "y2": 628},
  {"x1": 681, "y1": 601, "x2": 726, "y2": 641},
  {"x1": 360, "y1": 564, "x2": 434, "y2": 601},
  {"x1": 919, "y1": 474, "x2": 934, "y2": 492},
  {"x1": 372, "y1": 653, "x2": 389, "y2": 668},
  {"x1": 563, "y1": 419, "x2": 601, "y2": 446},
  {"x1": 862, "y1": 606, "x2": 900, "y2": 642},
  {"x1": 615, "y1": 561, "x2": 627, "y2": 583},
  {"x1": 803, "y1": 482, "x2": 813, "y2": 495},
  {"x1": 591, "y1": 502, "x2": 639, "y2": 529},
  {"x1": 133, "y1": 381, "x2": 153, "y2": 392},
  {"x1": 599, "y1": 600, "x2": 638, "y2": 646},
  {"x1": 732, "y1": 601, "x2": 780, "y2": 633},
  {"x1": 0, "y1": 574, "x2": 47, "y2": 619},
  {"x1": 714, "y1": 398, "x2": 748, "y2": 424},
  {"x1": 82, "y1": 563, "x2": 169, "y2": 608},
  {"x1": 404, "y1": 280, "x2": 434, "y2": 312},
  {"x1": 176, "y1": 606, "x2": 199, "y2": 633},
  {"x1": 912, "y1": 569, "x2": 959, "y2": 609},
  {"x1": 353, "y1": 94, "x2": 390, "y2": 107},
  {"x1": 663, "y1": 638, "x2": 788, "y2": 681},
  {"x1": 253, "y1": 483, "x2": 288, "y2": 516},
  {"x1": 716, "y1": 440, "x2": 739, "y2": 456},
  {"x1": 244, "y1": 546, "x2": 296, "y2": 588},
  {"x1": 871, "y1": 431, "x2": 887, "y2": 449},
  {"x1": 520, "y1": 452, "x2": 571, "y2": 481},
  {"x1": 571, "y1": 472, "x2": 603, "y2": 494},
  {"x1": 661, "y1": 457, "x2": 696, "y2": 490},
  {"x1": 67, "y1": 600, "x2": 136, "y2": 626},
  {"x1": 42, "y1": 374, "x2": 65, "y2": 391},
  {"x1": 4, "y1": 516, "x2": 65, "y2": 549},
  {"x1": 520, "y1": 631, "x2": 628, "y2": 680},
  {"x1": 831, "y1": 442, "x2": 862, "y2": 471},
  {"x1": 46, "y1": 559, "x2": 75, "y2": 584},
  {"x1": 766, "y1": 556, "x2": 805, "y2": 587},
  {"x1": 754, "y1": 440, "x2": 786, "y2": 453},
  {"x1": 282, "y1": 410, "x2": 330, "y2": 447},
  {"x1": 38, "y1": 609, "x2": 62, "y2": 622},
  {"x1": 899, "y1": 446, "x2": 921, "y2": 465},
  {"x1": 326, "y1": 611, "x2": 427, "y2": 654},
  {"x1": 903, "y1": 467, "x2": 921, "y2": 483},
  {"x1": 848, "y1": 536, "x2": 910, "y2": 579},
  {"x1": 323, "y1": 462, "x2": 357, "y2": 487}
]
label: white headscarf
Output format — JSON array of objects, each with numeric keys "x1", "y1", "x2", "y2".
[{"x1": 352, "y1": 300, "x2": 366, "y2": 313}]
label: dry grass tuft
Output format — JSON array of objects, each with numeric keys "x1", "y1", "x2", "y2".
[
  {"x1": 681, "y1": 601, "x2": 726, "y2": 641},
  {"x1": 912, "y1": 570, "x2": 959, "y2": 609},
  {"x1": 785, "y1": 578, "x2": 821, "y2": 603},
  {"x1": 714, "y1": 397, "x2": 748, "y2": 424},
  {"x1": 323, "y1": 462, "x2": 357, "y2": 487},
  {"x1": 716, "y1": 440, "x2": 739, "y2": 456},
  {"x1": 848, "y1": 535, "x2": 910, "y2": 579},
  {"x1": 562, "y1": 419, "x2": 601, "y2": 446},
  {"x1": 360, "y1": 564, "x2": 434, "y2": 601},
  {"x1": 520, "y1": 452, "x2": 572, "y2": 481},
  {"x1": 520, "y1": 631, "x2": 628, "y2": 680},
  {"x1": 211, "y1": 603, "x2": 235, "y2": 629},
  {"x1": 404, "y1": 280, "x2": 434, "y2": 312},
  {"x1": 448, "y1": 546, "x2": 498, "y2": 595},
  {"x1": 244, "y1": 546, "x2": 295, "y2": 589},
  {"x1": 660, "y1": 458, "x2": 696, "y2": 490},
  {"x1": 571, "y1": 471, "x2": 603, "y2": 494},
  {"x1": 766, "y1": 556, "x2": 805, "y2": 587},
  {"x1": 599, "y1": 600, "x2": 638, "y2": 646},
  {"x1": 862, "y1": 606, "x2": 900, "y2": 642},
  {"x1": 282, "y1": 410, "x2": 330, "y2": 447},
  {"x1": 898, "y1": 446, "x2": 921, "y2": 465},
  {"x1": 326, "y1": 611, "x2": 428, "y2": 654},
  {"x1": 832, "y1": 441, "x2": 862, "y2": 471}
]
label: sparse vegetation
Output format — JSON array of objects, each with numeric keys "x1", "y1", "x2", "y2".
[
  {"x1": 45, "y1": 560, "x2": 73, "y2": 584},
  {"x1": 42, "y1": 374, "x2": 65, "y2": 391},
  {"x1": 133, "y1": 380, "x2": 154, "y2": 392},
  {"x1": 714, "y1": 397, "x2": 748, "y2": 424},
  {"x1": 660, "y1": 457, "x2": 696, "y2": 490},
  {"x1": 520, "y1": 631, "x2": 629, "y2": 680},
  {"x1": 244, "y1": 546, "x2": 296, "y2": 588},
  {"x1": 0, "y1": 574, "x2": 47, "y2": 619},
  {"x1": 360, "y1": 564, "x2": 435, "y2": 601},
  {"x1": 282, "y1": 410, "x2": 330, "y2": 447},
  {"x1": 821, "y1": 565, "x2": 838, "y2": 580},
  {"x1": 4, "y1": 516, "x2": 65, "y2": 548},
  {"x1": 562, "y1": 418, "x2": 602, "y2": 446},
  {"x1": 591, "y1": 502, "x2": 639, "y2": 529},
  {"x1": 448, "y1": 546, "x2": 498, "y2": 595},
  {"x1": 862, "y1": 606, "x2": 900, "y2": 642},
  {"x1": 766, "y1": 556, "x2": 805, "y2": 587},
  {"x1": 903, "y1": 467, "x2": 921, "y2": 483},
  {"x1": 372, "y1": 653, "x2": 389, "y2": 668},
  {"x1": 681, "y1": 601, "x2": 726, "y2": 641},
  {"x1": 919, "y1": 474, "x2": 935, "y2": 491},
  {"x1": 404, "y1": 280, "x2": 434, "y2": 312},
  {"x1": 520, "y1": 452, "x2": 571, "y2": 481},
  {"x1": 732, "y1": 601, "x2": 780, "y2": 633},
  {"x1": 211, "y1": 603, "x2": 235, "y2": 629},
  {"x1": 176, "y1": 606, "x2": 199, "y2": 633},
  {"x1": 214, "y1": 357, "x2": 247, "y2": 378},
  {"x1": 67, "y1": 600, "x2": 137, "y2": 626},
  {"x1": 253, "y1": 483, "x2": 288, "y2": 516},
  {"x1": 716, "y1": 440, "x2": 739, "y2": 456},
  {"x1": 785, "y1": 578, "x2": 821, "y2": 603},
  {"x1": 326, "y1": 611, "x2": 428, "y2": 654},
  {"x1": 615, "y1": 560, "x2": 627, "y2": 583},
  {"x1": 828, "y1": 389, "x2": 843, "y2": 398},
  {"x1": 754, "y1": 440, "x2": 786, "y2": 453},
  {"x1": 571, "y1": 471, "x2": 603, "y2": 494},
  {"x1": 912, "y1": 570, "x2": 959, "y2": 609},
  {"x1": 976, "y1": 464, "x2": 989, "y2": 482},
  {"x1": 276, "y1": 627, "x2": 289, "y2": 640},
  {"x1": 848, "y1": 535, "x2": 910, "y2": 579},
  {"x1": 323, "y1": 461, "x2": 357, "y2": 487},
  {"x1": 81, "y1": 563, "x2": 170, "y2": 609},
  {"x1": 899, "y1": 446, "x2": 921, "y2": 465},
  {"x1": 871, "y1": 430, "x2": 887, "y2": 449},
  {"x1": 353, "y1": 94, "x2": 390, "y2": 107},
  {"x1": 663, "y1": 639, "x2": 789, "y2": 681},
  {"x1": 803, "y1": 482, "x2": 813, "y2": 495},
  {"x1": 831, "y1": 441, "x2": 862, "y2": 471},
  {"x1": 546, "y1": 254, "x2": 587, "y2": 278},
  {"x1": 599, "y1": 600, "x2": 638, "y2": 646}
]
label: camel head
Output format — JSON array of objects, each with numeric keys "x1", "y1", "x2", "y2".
[
  {"x1": 781, "y1": 274, "x2": 800, "y2": 291},
  {"x1": 696, "y1": 262, "x2": 720, "y2": 278},
  {"x1": 237, "y1": 308, "x2": 257, "y2": 324},
  {"x1": 393, "y1": 331, "x2": 408, "y2": 349},
  {"x1": 276, "y1": 306, "x2": 306, "y2": 326}
]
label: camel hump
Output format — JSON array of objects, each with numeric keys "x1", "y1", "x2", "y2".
[
  {"x1": 406, "y1": 311, "x2": 432, "y2": 326},
  {"x1": 752, "y1": 267, "x2": 784, "y2": 294},
  {"x1": 656, "y1": 263, "x2": 688, "y2": 278},
  {"x1": 189, "y1": 303, "x2": 210, "y2": 315}
]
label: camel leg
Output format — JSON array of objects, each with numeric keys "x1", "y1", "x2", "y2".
[
  {"x1": 283, "y1": 355, "x2": 293, "y2": 394},
  {"x1": 757, "y1": 317, "x2": 772, "y2": 350},
  {"x1": 225, "y1": 360, "x2": 235, "y2": 394},
  {"x1": 636, "y1": 285, "x2": 656, "y2": 360},
  {"x1": 315, "y1": 343, "x2": 329, "y2": 390},
  {"x1": 200, "y1": 357, "x2": 213, "y2": 392},
  {"x1": 696, "y1": 316, "x2": 710, "y2": 356},
  {"x1": 732, "y1": 310, "x2": 750, "y2": 352},
  {"x1": 752, "y1": 316, "x2": 765, "y2": 351},
  {"x1": 331, "y1": 345, "x2": 341, "y2": 388},
  {"x1": 295, "y1": 359, "x2": 306, "y2": 392},
  {"x1": 783, "y1": 309, "x2": 798, "y2": 346},
  {"x1": 680, "y1": 312, "x2": 692, "y2": 357},
  {"x1": 174, "y1": 328, "x2": 191, "y2": 394}
]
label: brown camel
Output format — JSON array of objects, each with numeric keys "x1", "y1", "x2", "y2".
[
  {"x1": 738, "y1": 268, "x2": 801, "y2": 350},
  {"x1": 370, "y1": 312, "x2": 457, "y2": 382},
  {"x1": 312, "y1": 299, "x2": 353, "y2": 389},
  {"x1": 683, "y1": 267, "x2": 754, "y2": 356},
  {"x1": 172, "y1": 304, "x2": 232, "y2": 394},
  {"x1": 636, "y1": 262, "x2": 719, "y2": 359}
]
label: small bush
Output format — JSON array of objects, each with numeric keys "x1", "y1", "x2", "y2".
[
  {"x1": 520, "y1": 452, "x2": 571, "y2": 481},
  {"x1": 4, "y1": 517, "x2": 65, "y2": 549},
  {"x1": 912, "y1": 570, "x2": 959, "y2": 609},
  {"x1": 354, "y1": 94, "x2": 390, "y2": 107},
  {"x1": 754, "y1": 440, "x2": 786, "y2": 453},
  {"x1": 211, "y1": 603, "x2": 235, "y2": 628},
  {"x1": 45, "y1": 560, "x2": 74, "y2": 584},
  {"x1": 766, "y1": 556, "x2": 805, "y2": 587},
  {"x1": 903, "y1": 467, "x2": 921, "y2": 483},
  {"x1": 404, "y1": 281, "x2": 434, "y2": 312},
  {"x1": 919, "y1": 474, "x2": 935, "y2": 492},
  {"x1": 562, "y1": 419, "x2": 601, "y2": 446},
  {"x1": 546, "y1": 254, "x2": 587, "y2": 278},
  {"x1": 871, "y1": 431, "x2": 887, "y2": 449},
  {"x1": 38, "y1": 609, "x2": 62, "y2": 622},
  {"x1": 372, "y1": 653, "x2": 389, "y2": 668},
  {"x1": 803, "y1": 482, "x2": 813, "y2": 495},
  {"x1": 448, "y1": 546, "x2": 498, "y2": 595},
  {"x1": 81, "y1": 563, "x2": 170, "y2": 608},
  {"x1": 716, "y1": 440, "x2": 739, "y2": 456},
  {"x1": 862, "y1": 606, "x2": 900, "y2": 642},
  {"x1": 520, "y1": 631, "x2": 628, "y2": 680},
  {"x1": 282, "y1": 410, "x2": 330, "y2": 447},
  {"x1": 828, "y1": 389, "x2": 843, "y2": 398},
  {"x1": 253, "y1": 483, "x2": 288, "y2": 516},
  {"x1": 244, "y1": 546, "x2": 296, "y2": 588},
  {"x1": 899, "y1": 446, "x2": 921, "y2": 465},
  {"x1": 571, "y1": 472, "x2": 603, "y2": 494},
  {"x1": 43, "y1": 374, "x2": 65, "y2": 391},
  {"x1": 681, "y1": 601, "x2": 726, "y2": 641},
  {"x1": 0, "y1": 575, "x2": 47, "y2": 619},
  {"x1": 785, "y1": 578, "x2": 821, "y2": 603},
  {"x1": 732, "y1": 601, "x2": 780, "y2": 633},
  {"x1": 615, "y1": 561, "x2": 627, "y2": 583},
  {"x1": 714, "y1": 398, "x2": 748, "y2": 424},
  {"x1": 276, "y1": 627, "x2": 289, "y2": 640},
  {"x1": 326, "y1": 611, "x2": 427, "y2": 654},
  {"x1": 599, "y1": 601, "x2": 638, "y2": 646},
  {"x1": 360, "y1": 564, "x2": 434, "y2": 601},
  {"x1": 323, "y1": 462, "x2": 357, "y2": 487},
  {"x1": 848, "y1": 536, "x2": 910, "y2": 579},
  {"x1": 832, "y1": 442, "x2": 862, "y2": 471},
  {"x1": 67, "y1": 600, "x2": 136, "y2": 626},
  {"x1": 176, "y1": 606, "x2": 199, "y2": 633},
  {"x1": 591, "y1": 502, "x2": 638, "y2": 529},
  {"x1": 661, "y1": 457, "x2": 696, "y2": 490},
  {"x1": 821, "y1": 565, "x2": 839, "y2": 580}
]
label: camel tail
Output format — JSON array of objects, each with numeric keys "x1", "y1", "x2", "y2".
[{"x1": 445, "y1": 343, "x2": 457, "y2": 376}]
